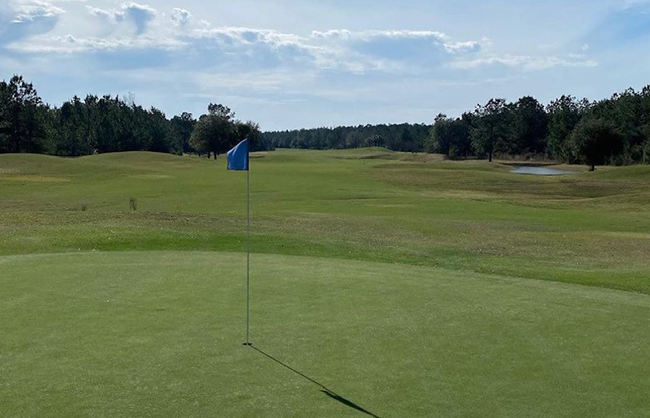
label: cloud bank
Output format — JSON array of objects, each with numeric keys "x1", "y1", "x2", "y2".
[{"x1": 0, "y1": 1, "x2": 595, "y2": 74}]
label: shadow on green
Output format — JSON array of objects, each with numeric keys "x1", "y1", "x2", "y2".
[{"x1": 251, "y1": 345, "x2": 381, "y2": 417}]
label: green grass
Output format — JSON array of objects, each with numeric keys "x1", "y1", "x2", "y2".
[
  {"x1": 1, "y1": 149, "x2": 650, "y2": 416},
  {"x1": 1, "y1": 150, "x2": 649, "y2": 293},
  {"x1": 2, "y1": 252, "x2": 649, "y2": 417}
]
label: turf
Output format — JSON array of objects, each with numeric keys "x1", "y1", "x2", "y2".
[
  {"x1": 2, "y1": 252, "x2": 649, "y2": 417},
  {"x1": 1, "y1": 149, "x2": 649, "y2": 293},
  {"x1": 1, "y1": 149, "x2": 649, "y2": 416}
]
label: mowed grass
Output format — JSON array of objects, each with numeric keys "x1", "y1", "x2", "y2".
[
  {"x1": 2, "y1": 252, "x2": 649, "y2": 417},
  {"x1": 1, "y1": 149, "x2": 650, "y2": 417},
  {"x1": 1, "y1": 149, "x2": 649, "y2": 293}
]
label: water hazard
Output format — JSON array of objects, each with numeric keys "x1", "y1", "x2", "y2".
[{"x1": 511, "y1": 166, "x2": 575, "y2": 176}]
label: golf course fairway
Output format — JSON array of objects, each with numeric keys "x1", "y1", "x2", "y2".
[{"x1": 1, "y1": 149, "x2": 649, "y2": 417}]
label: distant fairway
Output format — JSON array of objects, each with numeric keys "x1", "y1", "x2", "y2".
[{"x1": 1, "y1": 149, "x2": 650, "y2": 417}]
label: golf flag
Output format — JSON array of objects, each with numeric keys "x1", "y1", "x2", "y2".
[
  {"x1": 227, "y1": 137, "x2": 252, "y2": 345},
  {"x1": 227, "y1": 138, "x2": 249, "y2": 171}
]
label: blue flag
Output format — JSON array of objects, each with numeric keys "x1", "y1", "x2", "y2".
[{"x1": 227, "y1": 138, "x2": 249, "y2": 171}]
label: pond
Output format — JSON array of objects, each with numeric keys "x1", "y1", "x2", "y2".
[{"x1": 511, "y1": 166, "x2": 575, "y2": 176}]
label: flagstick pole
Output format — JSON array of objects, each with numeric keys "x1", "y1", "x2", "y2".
[{"x1": 245, "y1": 159, "x2": 251, "y2": 346}]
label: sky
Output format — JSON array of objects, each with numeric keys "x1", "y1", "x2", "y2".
[{"x1": 1, "y1": 0, "x2": 649, "y2": 130}]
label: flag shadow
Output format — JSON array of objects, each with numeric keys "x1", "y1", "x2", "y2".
[{"x1": 250, "y1": 345, "x2": 381, "y2": 417}]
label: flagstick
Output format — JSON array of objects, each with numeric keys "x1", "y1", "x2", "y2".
[{"x1": 244, "y1": 160, "x2": 252, "y2": 346}]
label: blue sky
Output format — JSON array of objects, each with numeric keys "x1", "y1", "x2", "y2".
[{"x1": 1, "y1": 0, "x2": 649, "y2": 130}]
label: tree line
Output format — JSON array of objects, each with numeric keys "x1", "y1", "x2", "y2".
[
  {"x1": 263, "y1": 87, "x2": 650, "y2": 169},
  {"x1": 2, "y1": 74, "x2": 650, "y2": 169},
  {"x1": 262, "y1": 123, "x2": 430, "y2": 152},
  {"x1": 0, "y1": 75, "x2": 271, "y2": 158},
  {"x1": 429, "y1": 91, "x2": 650, "y2": 170}
]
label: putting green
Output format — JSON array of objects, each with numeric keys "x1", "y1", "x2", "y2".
[{"x1": 2, "y1": 251, "x2": 649, "y2": 417}]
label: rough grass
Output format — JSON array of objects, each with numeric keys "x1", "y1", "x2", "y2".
[
  {"x1": 1, "y1": 149, "x2": 650, "y2": 417},
  {"x1": 1, "y1": 150, "x2": 649, "y2": 293}
]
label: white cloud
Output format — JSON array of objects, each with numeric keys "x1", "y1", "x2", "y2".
[
  {"x1": 312, "y1": 29, "x2": 447, "y2": 40},
  {"x1": 11, "y1": 0, "x2": 64, "y2": 23},
  {"x1": 183, "y1": 28, "x2": 482, "y2": 73},
  {"x1": 444, "y1": 41, "x2": 482, "y2": 54},
  {"x1": 310, "y1": 29, "x2": 474, "y2": 56},
  {"x1": 0, "y1": 0, "x2": 65, "y2": 43},
  {"x1": 10, "y1": 4, "x2": 587, "y2": 76},
  {"x1": 452, "y1": 54, "x2": 598, "y2": 70},
  {"x1": 303, "y1": 29, "x2": 483, "y2": 72},
  {"x1": 121, "y1": 2, "x2": 156, "y2": 34},
  {"x1": 170, "y1": 8, "x2": 191, "y2": 27},
  {"x1": 191, "y1": 26, "x2": 305, "y2": 48},
  {"x1": 18, "y1": 33, "x2": 184, "y2": 53},
  {"x1": 86, "y1": 6, "x2": 116, "y2": 21},
  {"x1": 85, "y1": 2, "x2": 156, "y2": 34},
  {"x1": 10, "y1": 18, "x2": 590, "y2": 75}
]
